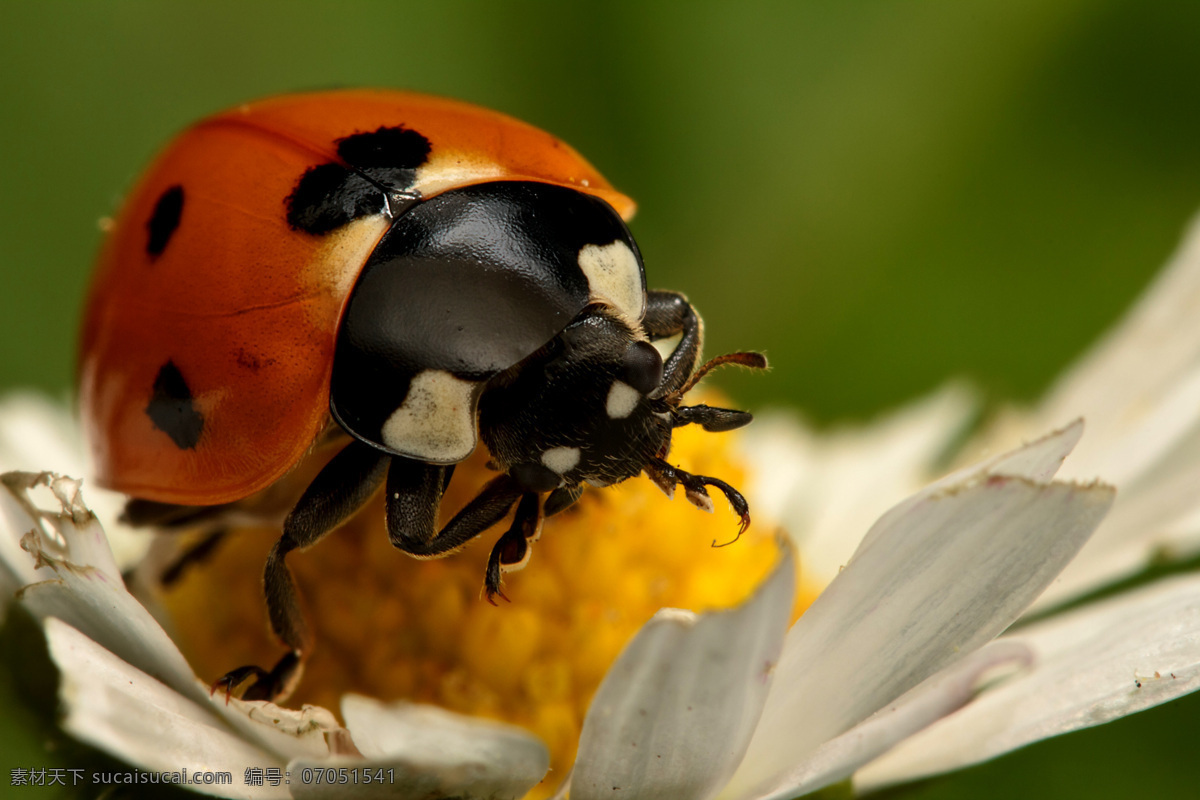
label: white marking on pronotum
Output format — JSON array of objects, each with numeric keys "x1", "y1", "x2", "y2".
[
  {"x1": 606, "y1": 380, "x2": 640, "y2": 419},
  {"x1": 541, "y1": 446, "x2": 581, "y2": 475},
  {"x1": 381, "y1": 370, "x2": 478, "y2": 462},
  {"x1": 578, "y1": 240, "x2": 645, "y2": 324}
]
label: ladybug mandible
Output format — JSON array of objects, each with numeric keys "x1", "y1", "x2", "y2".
[{"x1": 79, "y1": 90, "x2": 766, "y2": 700}]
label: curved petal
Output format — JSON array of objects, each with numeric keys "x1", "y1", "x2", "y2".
[
  {"x1": 1023, "y1": 212, "x2": 1200, "y2": 483},
  {"x1": 849, "y1": 422, "x2": 1083, "y2": 565},
  {"x1": 44, "y1": 617, "x2": 287, "y2": 800},
  {"x1": 570, "y1": 546, "x2": 796, "y2": 800},
  {"x1": 726, "y1": 640, "x2": 1031, "y2": 800},
  {"x1": 292, "y1": 694, "x2": 549, "y2": 800},
  {"x1": 856, "y1": 573, "x2": 1200, "y2": 790},
  {"x1": 743, "y1": 385, "x2": 975, "y2": 587},
  {"x1": 0, "y1": 473, "x2": 49, "y2": 588},
  {"x1": 7, "y1": 471, "x2": 335, "y2": 763},
  {"x1": 724, "y1": 449, "x2": 1113, "y2": 798},
  {"x1": 984, "y1": 215, "x2": 1200, "y2": 608},
  {"x1": 5, "y1": 471, "x2": 123, "y2": 581},
  {"x1": 0, "y1": 395, "x2": 144, "y2": 568}
]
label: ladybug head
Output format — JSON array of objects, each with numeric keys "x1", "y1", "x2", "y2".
[
  {"x1": 478, "y1": 300, "x2": 765, "y2": 515},
  {"x1": 478, "y1": 305, "x2": 672, "y2": 494}
]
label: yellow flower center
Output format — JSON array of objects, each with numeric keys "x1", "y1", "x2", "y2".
[{"x1": 162, "y1": 417, "x2": 815, "y2": 798}]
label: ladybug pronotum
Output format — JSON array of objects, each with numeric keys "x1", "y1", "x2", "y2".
[{"x1": 80, "y1": 90, "x2": 766, "y2": 700}]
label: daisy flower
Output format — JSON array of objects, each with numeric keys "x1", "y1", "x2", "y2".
[{"x1": 4, "y1": 215, "x2": 1200, "y2": 798}]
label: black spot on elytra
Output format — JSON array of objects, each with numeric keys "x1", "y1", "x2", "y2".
[
  {"x1": 286, "y1": 125, "x2": 431, "y2": 235},
  {"x1": 145, "y1": 360, "x2": 204, "y2": 449},
  {"x1": 337, "y1": 126, "x2": 431, "y2": 169},
  {"x1": 146, "y1": 185, "x2": 184, "y2": 259}
]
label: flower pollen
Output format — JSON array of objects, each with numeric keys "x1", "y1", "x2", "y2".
[{"x1": 162, "y1": 419, "x2": 805, "y2": 798}]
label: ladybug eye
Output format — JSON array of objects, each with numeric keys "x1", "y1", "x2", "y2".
[{"x1": 621, "y1": 341, "x2": 664, "y2": 395}]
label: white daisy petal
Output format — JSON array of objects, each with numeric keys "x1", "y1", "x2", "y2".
[
  {"x1": 44, "y1": 617, "x2": 287, "y2": 800},
  {"x1": 977, "y1": 419, "x2": 1083, "y2": 483},
  {"x1": 725, "y1": 463, "x2": 1113, "y2": 797},
  {"x1": 1059, "y1": 363, "x2": 1200, "y2": 488},
  {"x1": 5, "y1": 471, "x2": 335, "y2": 763},
  {"x1": 7, "y1": 471, "x2": 122, "y2": 580},
  {"x1": 744, "y1": 385, "x2": 974, "y2": 587},
  {"x1": 1029, "y1": 407, "x2": 1200, "y2": 611},
  {"x1": 853, "y1": 422, "x2": 1083, "y2": 561},
  {"x1": 1023, "y1": 212, "x2": 1200, "y2": 478},
  {"x1": 0, "y1": 395, "x2": 145, "y2": 569},
  {"x1": 856, "y1": 573, "x2": 1200, "y2": 790},
  {"x1": 0, "y1": 473, "x2": 47, "y2": 587},
  {"x1": 294, "y1": 694, "x2": 549, "y2": 800},
  {"x1": 974, "y1": 215, "x2": 1200, "y2": 609},
  {"x1": 727, "y1": 640, "x2": 1032, "y2": 800},
  {"x1": 24, "y1": 577, "x2": 337, "y2": 763},
  {"x1": 14, "y1": 484, "x2": 215, "y2": 702},
  {"x1": 20, "y1": 577, "x2": 198, "y2": 691},
  {"x1": 570, "y1": 546, "x2": 796, "y2": 800}
]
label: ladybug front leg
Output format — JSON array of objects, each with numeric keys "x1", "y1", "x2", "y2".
[
  {"x1": 644, "y1": 456, "x2": 752, "y2": 539},
  {"x1": 215, "y1": 440, "x2": 389, "y2": 702},
  {"x1": 643, "y1": 290, "x2": 702, "y2": 397},
  {"x1": 385, "y1": 458, "x2": 523, "y2": 557}
]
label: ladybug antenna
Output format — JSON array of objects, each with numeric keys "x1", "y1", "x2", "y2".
[{"x1": 666, "y1": 351, "x2": 768, "y2": 404}]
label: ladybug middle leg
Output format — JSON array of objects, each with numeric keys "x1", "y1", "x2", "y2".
[
  {"x1": 387, "y1": 459, "x2": 548, "y2": 599},
  {"x1": 215, "y1": 440, "x2": 389, "y2": 702},
  {"x1": 119, "y1": 500, "x2": 233, "y2": 586}
]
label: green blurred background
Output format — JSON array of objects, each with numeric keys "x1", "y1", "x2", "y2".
[{"x1": 3, "y1": 1, "x2": 1200, "y2": 797}]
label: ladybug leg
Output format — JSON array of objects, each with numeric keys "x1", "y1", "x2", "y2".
[
  {"x1": 644, "y1": 457, "x2": 752, "y2": 539},
  {"x1": 483, "y1": 492, "x2": 544, "y2": 604},
  {"x1": 643, "y1": 290, "x2": 702, "y2": 397},
  {"x1": 384, "y1": 459, "x2": 523, "y2": 557},
  {"x1": 215, "y1": 440, "x2": 389, "y2": 702},
  {"x1": 160, "y1": 529, "x2": 227, "y2": 587},
  {"x1": 672, "y1": 404, "x2": 754, "y2": 433},
  {"x1": 214, "y1": 653, "x2": 301, "y2": 704},
  {"x1": 121, "y1": 497, "x2": 234, "y2": 528}
]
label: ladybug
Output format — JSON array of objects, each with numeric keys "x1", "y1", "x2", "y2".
[{"x1": 79, "y1": 90, "x2": 766, "y2": 700}]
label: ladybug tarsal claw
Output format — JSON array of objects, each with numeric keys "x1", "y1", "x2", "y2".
[
  {"x1": 212, "y1": 652, "x2": 302, "y2": 704},
  {"x1": 647, "y1": 458, "x2": 752, "y2": 541},
  {"x1": 210, "y1": 666, "x2": 266, "y2": 704},
  {"x1": 484, "y1": 585, "x2": 511, "y2": 606}
]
